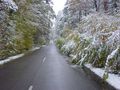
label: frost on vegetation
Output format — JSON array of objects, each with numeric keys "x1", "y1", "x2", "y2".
[
  {"x1": 0, "y1": 0, "x2": 54, "y2": 60},
  {"x1": 107, "y1": 46, "x2": 119, "y2": 62},
  {"x1": 61, "y1": 40, "x2": 76, "y2": 55},
  {"x1": 56, "y1": 13, "x2": 120, "y2": 75},
  {"x1": 107, "y1": 30, "x2": 120, "y2": 48},
  {"x1": 2, "y1": 0, "x2": 18, "y2": 11},
  {"x1": 105, "y1": 46, "x2": 120, "y2": 73}
]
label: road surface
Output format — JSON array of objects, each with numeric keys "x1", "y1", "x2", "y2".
[{"x1": 0, "y1": 43, "x2": 102, "y2": 90}]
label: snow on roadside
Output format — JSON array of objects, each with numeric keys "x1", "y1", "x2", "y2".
[
  {"x1": 85, "y1": 64, "x2": 105, "y2": 77},
  {"x1": 2, "y1": 0, "x2": 18, "y2": 11},
  {"x1": 0, "y1": 54, "x2": 24, "y2": 65},
  {"x1": 85, "y1": 64, "x2": 120, "y2": 90},
  {"x1": 0, "y1": 47, "x2": 40, "y2": 65},
  {"x1": 29, "y1": 47, "x2": 40, "y2": 52},
  {"x1": 107, "y1": 74, "x2": 120, "y2": 90}
]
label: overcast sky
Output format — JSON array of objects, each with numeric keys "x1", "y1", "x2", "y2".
[{"x1": 52, "y1": 0, "x2": 67, "y2": 14}]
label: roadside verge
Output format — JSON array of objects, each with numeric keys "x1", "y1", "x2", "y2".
[
  {"x1": 0, "y1": 47, "x2": 41, "y2": 65},
  {"x1": 83, "y1": 64, "x2": 120, "y2": 90}
]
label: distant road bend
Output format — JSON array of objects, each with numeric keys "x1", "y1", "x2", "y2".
[{"x1": 0, "y1": 43, "x2": 102, "y2": 90}]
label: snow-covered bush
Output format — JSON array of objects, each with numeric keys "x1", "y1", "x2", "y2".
[
  {"x1": 105, "y1": 30, "x2": 120, "y2": 73},
  {"x1": 76, "y1": 13, "x2": 120, "y2": 68},
  {"x1": 56, "y1": 38, "x2": 65, "y2": 50},
  {"x1": 61, "y1": 40, "x2": 76, "y2": 56},
  {"x1": 2, "y1": 0, "x2": 18, "y2": 11},
  {"x1": 56, "y1": 13, "x2": 120, "y2": 75}
]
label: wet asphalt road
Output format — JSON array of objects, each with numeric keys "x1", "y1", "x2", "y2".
[{"x1": 0, "y1": 43, "x2": 102, "y2": 90}]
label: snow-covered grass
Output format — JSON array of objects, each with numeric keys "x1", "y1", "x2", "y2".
[
  {"x1": 57, "y1": 13, "x2": 120, "y2": 71},
  {"x1": 85, "y1": 64, "x2": 120, "y2": 90},
  {"x1": 56, "y1": 13, "x2": 120, "y2": 89},
  {"x1": 0, "y1": 47, "x2": 40, "y2": 65},
  {"x1": 61, "y1": 40, "x2": 76, "y2": 53}
]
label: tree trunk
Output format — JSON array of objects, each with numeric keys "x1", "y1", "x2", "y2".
[
  {"x1": 112, "y1": 0, "x2": 117, "y2": 8},
  {"x1": 103, "y1": 0, "x2": 108, "y2": 11},
  {"x1": 94, "y1": 0, "x2": 97, "y2": 11}
]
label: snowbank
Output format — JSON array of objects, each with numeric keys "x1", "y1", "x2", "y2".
[
  {"x1": 29, "y1": 47, "x2": 40, "y2": 52},
  {"x1": 85, "y1": 64, "x2": 120, "y2": 90},
  {"x1": 0, "y1": 47, "x2": 40, "y2": 65},
  {"x1": 0, "y1": 54, "x2": 24, "y2": 65}
]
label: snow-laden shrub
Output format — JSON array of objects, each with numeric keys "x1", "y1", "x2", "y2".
[
  {"x1": 61, "y1": 40, "x2": 76, "y2": 56},
  {"x1": 105, "y1": 30, "x2": 120, "y2": 73},
  {"x1": 61, "y1": 30, "x2": 81, "y2": 57},
  {"x1": 56, "y1": 29, "x2": 80, "y2": 57},
  {"x1": 2, "y1": 0, "x2": 18, "y2": 11},
  {"x1": 76, "y1": 14, "x2": 120, "y2": 69},
  {"x1": 107, "y1": 30, "x2": 120, "y2": 49},
  {"x1": 56, "y1": 38, "x2": 65, "y2": 50},
  {"x1": 56, "y1": 13, "x2": 120, "y2": 75}
]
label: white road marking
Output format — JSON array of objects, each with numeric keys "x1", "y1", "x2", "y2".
[
  {"x1": 42, "y1": 57, "x2": 46, "y2": 64},
  {"x1": 28, "y1": 85, "x2": 33, "y2": 90}
]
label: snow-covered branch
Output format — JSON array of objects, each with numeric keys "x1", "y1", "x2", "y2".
[{"x1": 2, "y1": 0, "x2": 18, "y2": 11}]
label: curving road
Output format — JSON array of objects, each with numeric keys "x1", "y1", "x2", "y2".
[{"x1": 0, "y1": 43, "x2": 102, "y2": 90}]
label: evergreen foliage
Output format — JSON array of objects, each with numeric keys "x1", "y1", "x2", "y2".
[{"x1": 0, "y1": 0, "x2": 55, "y2": 59}]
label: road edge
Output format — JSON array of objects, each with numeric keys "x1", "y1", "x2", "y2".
[
  {"x1": 0, "y1": 47, "x2": 41, "y2": 65},
  {"x1": 83, "y1": 65, "x2": 117, "y2": 90}
]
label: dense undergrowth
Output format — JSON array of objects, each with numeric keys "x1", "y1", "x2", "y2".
[{"x1": 56, "y1": 13, "x2": 120, "y2": 77}]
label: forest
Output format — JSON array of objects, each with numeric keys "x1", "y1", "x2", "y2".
[{"x1": 0, "y1": 0, "x2": 55, "y2": 59}]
